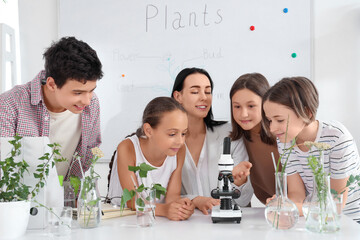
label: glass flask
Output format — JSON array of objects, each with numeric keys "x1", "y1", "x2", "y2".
[
  {"x1": 302, "y1": 177, "x2": 314, "y2": 218},
  {"x1": 305, "y1": 175, "x2": 340, "y2": 233},
  {"x1": 265, "y1": 172, "x2": 299, "y2": 229}
]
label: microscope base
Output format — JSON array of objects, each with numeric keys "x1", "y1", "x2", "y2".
[
  {"x1": 211, "y1": 216, "x2": 242, "y2": 224},
  {"x1": 211, "y1": 206, "x2": 242, "y2": 224}
]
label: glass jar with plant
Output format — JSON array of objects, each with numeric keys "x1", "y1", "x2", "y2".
[
  {"x1": 75, "y1": 147, "x2": 103, "y2": 229},
  {"x1": 120, "y1": 163, "x2": 166, "y2": 227}
]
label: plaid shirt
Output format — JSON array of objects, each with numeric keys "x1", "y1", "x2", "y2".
[{"x1": 0, "y1": 71, "x2": 101, "y2": 179}]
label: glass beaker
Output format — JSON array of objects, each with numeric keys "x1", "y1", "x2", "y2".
[
  {"x1": 48, "y1": 206, "x2": 72, "y2": 237},
  {"x1": 135, "y1": 189, "x2": 156, "y2": 227}
]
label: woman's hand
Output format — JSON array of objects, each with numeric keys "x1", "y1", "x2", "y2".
[
  {"x1": 192, "y1": 196, "x2": 220, "y2": 215},
  {"x1": 165, "y1": 198, "x2": 195, "y2": 221}
]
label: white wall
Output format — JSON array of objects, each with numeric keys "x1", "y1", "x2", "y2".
[
  {"x1": 0, "y1": 1, "x2": 19, "y2": 28},
  {"x1": 16, "y1": 0, "x2": 360, "y2": 198},
  {"x1": 18, "y1": 0, "x2": 58, "y2": 83},
  {"x1": 0, "y1": 0, "x2": 21, "y2": 88},
  {"x1": 314, "y1": 0, "x2": 360, "y2": 142}
]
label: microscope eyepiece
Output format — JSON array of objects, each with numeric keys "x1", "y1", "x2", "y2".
[{"x1": 223, "y1": 137, "x2": 231, "y2": 154}]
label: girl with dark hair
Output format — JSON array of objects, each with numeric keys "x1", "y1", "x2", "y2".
[
  {"x1": 171, "y1": 68, "x2": 252, "y2": 214},
  {"x1": 230, "y1": 73, "x2": 280, "y2": 205},
  {"x1": 108, "y1": 97, "x2": 194, "y2": 221},
  {"x1": 263, "y1": 77, "x2": 360, "y2": 222}
]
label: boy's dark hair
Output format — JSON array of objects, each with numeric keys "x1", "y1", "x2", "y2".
[
  {"x1": 43, "y1": 36, "x2": 103, "y2": 88},
  {"x1": 262, "y1": 76, "x2": 319, "y2": 135},
  {"x1": 229, "y1": 73, "x2": 275, "y2": 145},
  {"x1": 171, "y1": 67, "x2": 226, "y2": 131}
]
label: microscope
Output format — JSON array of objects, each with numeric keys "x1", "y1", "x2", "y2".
[{"x1": 211, "y1": 137, "x2": 242, "y2": 223}]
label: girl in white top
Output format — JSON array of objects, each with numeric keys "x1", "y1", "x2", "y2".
[
  {"x1": 108, "y1": 134, "x2": 177, "y2": 204},
  {"x1": 171, "y1": 68, "x2": 253, "y2": 214},
  {"x1": 263, "y1": 77, "x2": 360, "y2": 222},
  {"x1": 108, "y1": 97, "x2": 194, "y2": 221}
]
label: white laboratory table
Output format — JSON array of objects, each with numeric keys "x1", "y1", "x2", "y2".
[{"x1": 20, "y1": 207, "x2": 359, "y2": 240}]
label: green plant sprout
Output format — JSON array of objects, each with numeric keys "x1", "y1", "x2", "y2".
[
  {"x1": 120, "y1": 163, "x2": 167, "y2": 216},
  {"x1": 270, "y1": 115, "x2": 296, "y2": 229},
  {"x1": 74, "y1": 148, "x2": 103, "y2": 227},
  {"x1": 305, "y1": 142, "x2": 331, "y2": 209},
  {"x1": 0, "y1": 135, "x2": 66, "y2": 202},
  {"x1": 330, "y1": 170, "x2": 360, "y2": 200},
  {"x1": 70, "y1": 176, "x2": 81, "y2": 195},
  {"x1": 304, "y1": 141, "x2": 332, "y2": 222},
  {"x1": 345, "y1": 175, "x2": 360, "y2": 191},
  {"x1": 273, "y1": 115, "x2": 296, "y2": 175}
]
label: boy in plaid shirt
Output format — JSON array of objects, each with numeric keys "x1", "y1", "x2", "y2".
[{"x1": 0, "y1": 36, "x2": 103, "y2": 179}]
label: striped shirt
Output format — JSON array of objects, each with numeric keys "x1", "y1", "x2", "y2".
[
  {"x1": 0, "y1": 71, "x2": 101, "y2": 179},
  {"x1": 278, "y1": 120, "x2": 360, "y2": 221}
]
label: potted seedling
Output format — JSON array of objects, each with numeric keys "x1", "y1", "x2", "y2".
[{"x1": 0, "y1": 136, "x2": 64, "y2": 239}]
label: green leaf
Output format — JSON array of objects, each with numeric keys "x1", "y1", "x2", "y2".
[
  {"x1": 130, "y1": 190, "x2": 136, "y2": 198},
  {"x1": 128, "y1": 166, "x2": 140, "y2": 172},
  {"x1": 70, "y1": 176, "x2": 81, "y2": 195},
  {"x1": 136, "y1": 197, "x2": 145, "y2": 207},
  {"x1": 348, "y1": 175, "x2": 356, "y2": 184},
  {"x1": 152, "y1": 183, "x2": 166, "y2": 192},
  {"x1": 139, "y1": 170, "x2": 148, "y2": 178},
  {"x1": 139, "y1": 163, "x2": 157, "y2": 172},
  {"x1": 88, "y1": 199, "x2": 100, "y2": 206},
  {"x1": 136, "y1": 184, "x2": 145, "y2": 192},
  {"x1": 122, "y1": 188, "x2": 134, "y2": 203},
  {"x1": 330, "y1": 189, "x2": 338, "y2": 195},
  {"x1": 152, "y1": 184, "x2": 166, "y2": 199}
]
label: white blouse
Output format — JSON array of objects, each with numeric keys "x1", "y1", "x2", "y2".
[{"x1": 180, "y1": 123, "x2": 253, "y2": 207}]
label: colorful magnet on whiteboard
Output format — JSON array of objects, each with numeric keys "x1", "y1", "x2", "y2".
[
  {"x1": 250, "y1": 26, "x2": 255, "y2": 31},
  {"x1": 291, "y1": 53, "x2": 297, "y2": 58},
  {"x1": 283, "y1": 8, "x2": 288, "y2": 13},
  {"x1": 122, "y1": 74, "x2": 125, "y2": 77}
]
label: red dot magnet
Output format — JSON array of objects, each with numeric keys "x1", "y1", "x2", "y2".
[{"x1": 250, "y1": 26, "x2": 255, "y2": 31}]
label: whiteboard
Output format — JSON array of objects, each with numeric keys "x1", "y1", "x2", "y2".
[{"x1": 59, "y1": 0, "x2": 312, "y2": 160}]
